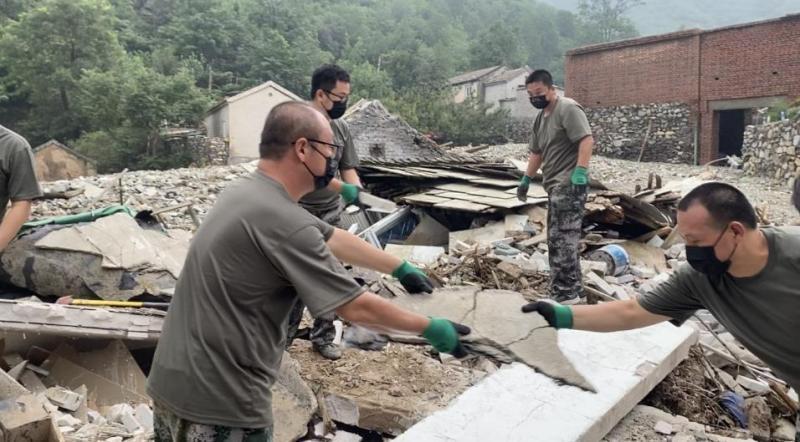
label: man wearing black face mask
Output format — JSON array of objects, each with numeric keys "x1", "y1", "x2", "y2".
[
  {"x1": 147, "y1": 102, "x2": 466, "y2": 441},
  {"x1": 293, "y1": 64, "x2": 377, "y2": 359},
  {"x1": 521, "y1": 182, "x2": 800, "y2": 429},
  {"x1": 517, "y1": 69, "x2": 595, "y2": 305}
]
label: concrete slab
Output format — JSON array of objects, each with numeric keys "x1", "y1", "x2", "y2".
[
  {"x1": 392, "y1": 288, "x2": 593, "y2": 391},
  {"x1": 395, "y1": 322, "x2": 697, "y2": 442}
]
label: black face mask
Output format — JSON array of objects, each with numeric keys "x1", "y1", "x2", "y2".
[
  {"x1": 685, "y1": 226, "x2": 738, "y2": 279},
  {"x1": 530, "y1": 95, "x2": 549, "y2": 109},
  {"x1": 327, "y1": 99, "x2": 348, "y2": 120},
  {"x1": 302, "y1": 143, "x2": 338, "y2": 190}
]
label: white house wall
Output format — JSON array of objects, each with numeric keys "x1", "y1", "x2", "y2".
[
  {"x1": 205, "y1": 105, "x2": 229, "y2": 139},
  {"x1": 228, "y1": 88, "x2": 297, "y2": 164}
]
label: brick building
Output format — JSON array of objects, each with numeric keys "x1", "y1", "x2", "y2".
[{"x1": 565, "y1": 13, "x2": 800, "y2": 164}]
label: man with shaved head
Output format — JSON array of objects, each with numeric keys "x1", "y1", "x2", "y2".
[
  {"x1": 522, "y1": 182, "x2": 800, "y2": 439},
  {"x1": 147, "y1": 102, "x2": 466, "y2": 442}
]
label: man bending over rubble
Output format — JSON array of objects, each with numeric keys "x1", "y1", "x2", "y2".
[
  {"x1": 523, "y1": 182, "x2": 800, "y2": 440},
  {"x1": 0, "y1": 124, "x2": 42, "y2": 252},
  {"x1": 517, "y1": 69, "x2": 594, "y2": 304},
  {"x1": 291, "y1": 63, "x2": 368, "y2": 360},
  {"x1": 147, "y1": 101, "x2": 465, "y2": 442}
]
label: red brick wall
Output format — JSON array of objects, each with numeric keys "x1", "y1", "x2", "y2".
[
  {"x1": 565, "y1": 35, "x2": 700, "y2": 109},
  {"x1": 565, "y1": 15, "x2": 800, "y2": 164}
]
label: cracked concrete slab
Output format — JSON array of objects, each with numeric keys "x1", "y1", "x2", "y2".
[{"x1": 392, "y1": 287, "x2": 594, "y2": 391}]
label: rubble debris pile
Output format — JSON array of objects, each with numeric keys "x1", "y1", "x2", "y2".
[
  {"x1": 742, "y1": 117, "x2": 800, "y2": 182},
  {"x1": 344, "y1": 99, "x2": 442, "y2": 161}
]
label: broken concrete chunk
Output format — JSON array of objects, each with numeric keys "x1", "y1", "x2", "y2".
[
  {"x1": 504, "y1": 214, "x2": 531, "y2": 235},
  {"x1": 772, "y1": 417, "x2": 796, "y2": 441},
  {"x1": 19, "y1": 370, "x2": 47, "y2": 394},
  {"x1": 384, "y1": 244, "x2": 445, "y2": 266},
  {"x1": 6, "y1": 361, "x2": 27, "y2": 381},
  {"x1": 0, "y1": 366, "x2": 29, "y2": 401},
  {"x1": 55, "y1": 412, "x2": 83, "y2": 428},
  {"x1": 0, "y1": 394, "x2": 53, "y2": 441},
  {"x1": 735, "y1": 375, "x2": 770, "y2": 393},
  {"x1": 744, "y1": 397, "x2": 771, "y2": 441},
  {"x1": 392, "y1": 287, "x2": 594, "y2": 392},
  {"x1": 46, "y1": 386, "x2": 84, "y2": 412},
  {"x1": 133, "y1": 403, "x2": 153, "y2": 432},
  {"x1": 322, "y1": 394, "x2": 359, "y2": 426},
  {"x1": 653, "y1": 420, "x2": 673, "y2": 435},
  {"x1": 448, "y1": 222, "x2": 505, "y2": 253},
  {"x1": 332, "y1": 430, "x2": 363, "y2": 442},
  {"x1": 272, "y1": 354, "x2": 318, "y2": 442},
  {"x1": 107, "y1": 403, "x2": 141, "y2": 433}
]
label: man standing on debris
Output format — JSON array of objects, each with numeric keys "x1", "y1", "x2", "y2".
[
  {"x1": 523, "y1": 182, "x2": 800, "y2": 439},
  {"x1": 0, "y1": 125, "x2": 42, "y2": 252},
  {"x1": 290, "y1": 64, "x2": 367, "y2": 360},
  {"x1": 517, "y1": 69, "x2": 594, "y2": 304},
  {"x1": 147, "y1": 101, "x2": 464, "y2": 442}
]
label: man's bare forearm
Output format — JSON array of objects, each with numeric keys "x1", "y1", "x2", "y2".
[
  {"x1": 526, "y1": 153, "x2": 543, "y2": 178},
  {"x1": 0, "y1": 200, "x2": 32, "y2": 251},
  {"x1": 336, "y1": 292, "x2": 429, "y2": 334},
  {"x1": 340, "y1": 168, "x2": 362, "y2": 187},
  {"x1": 571, "y1": 299, "x2": 669, "y2": 332},
  {"x1": 327, "y1": 228, "x2": 401, "y2": 274},
  {"x1": 576, "y1": 136, "x2": 594, "y2": 168}
]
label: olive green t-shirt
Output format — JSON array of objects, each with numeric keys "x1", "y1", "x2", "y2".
[
  {"x1": 639, "y1": 227, "x2": 800, "y2": 392},
  {"x1": 299, "y1": 118, "x2": 359, "y2": 213},
  {"x1": 0, "y1": 125, "x2": 42, "y2": 220},
  {"x1": 528, "y1": 97, "x2": 592, "y2": 194},
  {"x1": 146, "y1": 171, "x2": 366, "y2": 428}
]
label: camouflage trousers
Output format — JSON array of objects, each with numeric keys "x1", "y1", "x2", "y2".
[
  {"x1": 153, "y1": 402, "x2": 273, "y2": 442},
  {"x1": 546, "y1": 184, "x2": 587, "y2": 299},
  {"x1": 287, "y1": 200, "x2": 345, "y2": 347}
]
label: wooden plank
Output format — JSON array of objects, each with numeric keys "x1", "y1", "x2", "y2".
[
  {"x1": 435, "y1": 184, "x2": 517, "y2": 199},
  {"x1": 433, "y1": 199, "x2": 492, "y2": 212},
  {"x1": 401, "y1": 194, "x2": 451, "y2": 205}
]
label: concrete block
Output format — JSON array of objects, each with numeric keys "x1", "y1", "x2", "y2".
[
  {"x1": 654, "y1": 420, "x2": 673, "y2": 434},
  {"x1": 332, "y1": 430, "x2": 362, "y2": 442},
  {"x1": 735, "y1": 375, "x2": 770, "y2": 393},
  {"x1": 395, "y1": 322, "x2": 697, "y2": 442},
  {"x1": 45, "y1": 386, "x2": 83, "y2": 412},
  {"x1": 134, "y1": 403, "x2": 153, "y2": 432},
  {"x1": 107, "y1": 403, "x2": 141, "y2": 433},
  {"x1": 0, "y1": 366, "x2": 29, "y2": 401},
  {"x1": 0, "y1": 394, "x2": 52, "y2": 441}
]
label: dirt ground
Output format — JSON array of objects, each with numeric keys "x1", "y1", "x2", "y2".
[
  {"x1": 451, "y1": 144, "x2": 799, "y2": 226},
  {"x1": 288, "y1": 340, "x2": 483, "y2": 423}
]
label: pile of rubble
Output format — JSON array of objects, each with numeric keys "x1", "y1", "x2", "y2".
[{"x1": 0, "y1": 340, "x2": 154, "y2": 441}]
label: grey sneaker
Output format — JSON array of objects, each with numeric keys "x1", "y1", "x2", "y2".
[
  {"x1": 552, "y1": 293, "x2": 581, "y2": 305},
  {"x1": 313, "y1": 343, "x2": 342, "y2": 360}
]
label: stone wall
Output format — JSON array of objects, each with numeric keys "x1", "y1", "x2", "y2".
[
  {"x1": 502, "y1": 103, "x2": 694, "y2": 163},
  {"x1": 186, "y1": 136, "x2": 229, "y2": 167},
  {"x1": 742, "y1": 118, "x2": 800, "y2": 183},
  {"x1": 585, "y1": 103, "x2": 694, "y2": 163}
]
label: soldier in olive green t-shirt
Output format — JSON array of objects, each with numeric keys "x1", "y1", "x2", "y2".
[
  {"x1": 522, "y1": 183, "x2": 800, "y2": 430},
  {"x1": 0, "y1": 124, "x2": 42, "y2": 251},
  {"x1": 517, "y1": 70, "x2": 594, "y2": 305},
  {"x1": 293, "y1": 64, "x2": 364, "y2": 360},
  {"x1": 147, "y1": 102, "x2": 466, "y2": 441}
]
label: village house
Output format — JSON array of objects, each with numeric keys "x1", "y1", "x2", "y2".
[{"x1": 33, "y1": 139, "x2": 97, "y2": 182}]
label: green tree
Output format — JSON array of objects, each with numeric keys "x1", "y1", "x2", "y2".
[
  {"x1": 577, "y1": 0, "x2": 642, "y2": 42},
  {"x1": 74, "y1": 54, "x2": 211, "y2": 172},
  {"x1": 0, "y1": 0, "x2": 122, "y2": 141},
  {"x1": 470, "y1": 22, "x2": 526, "y2": 68}
]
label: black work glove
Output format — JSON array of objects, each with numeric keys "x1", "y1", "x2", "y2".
[
  {"x1": 392, "y1": 260, "x2": 434, "y2": 294},
  {"x1": 521, "y1": 301, "x2": 574, "y2": 329}
]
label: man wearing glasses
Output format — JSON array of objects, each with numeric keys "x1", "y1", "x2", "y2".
[
  {"x1": 522, "y1": 182, "x2": 799, "y2": 442},
  {"x1": 147, "y1": 101, "x2": 466, "y2": 441}
]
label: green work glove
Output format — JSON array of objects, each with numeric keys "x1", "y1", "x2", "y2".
[
  {"x1": 570, "y1": 166, "x2": 588, "y2": 186},
  {"x1": 521, "y1": 301, "x2": 574, "y2": 329},
  {"x1": 392, "y1": 260, "x2": 434, "y2": 294},
  {"x1": 339, "y1": 183, "x2": 360, "y2": 205},
  {"x1": 516, "y1": 175, "x2": 532, "y2": 202},
  {"x1": 422, "y1": 317, "x2": 466, "y2": 356}
]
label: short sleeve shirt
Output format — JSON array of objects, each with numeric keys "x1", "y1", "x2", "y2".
[
  {"x1": 147, "y1": 171, "x2": 365, "y2": 428},
  {"x1": 528, "y1": 97, "x2": 592, "y2": 194},
  {"x1": 638, "y1": 227, "x2": 800, "y2": 392},
  {"x1": 299, "y1": 118, "x2": 359, "y2": 213},
  {"x1": 0, "y1": 125, "x2": 42, "y2": 219}
]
